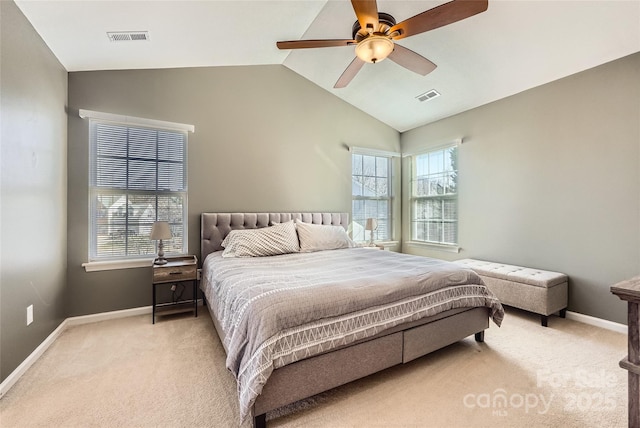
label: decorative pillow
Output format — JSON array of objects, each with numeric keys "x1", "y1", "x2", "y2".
[
  {"x1": 295, "y1": 220, "x2": 355, "y2": 253},
  {"x1": 221, "y1": 221, "x2": 300, "y2": 258}
]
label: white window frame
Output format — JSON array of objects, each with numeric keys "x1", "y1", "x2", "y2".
[
  {"x1": 351, "y1": 147, "x2": 398, "y2": 244},
  {"x1": 409, "y1": 144, "x2": 459, "y2": 250},
  {"x1": 80, "y1": 110, "x2": 193, "y2": 270}
]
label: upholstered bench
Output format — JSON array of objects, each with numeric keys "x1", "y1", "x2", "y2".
[{"x1": 455, "y1": 259, "x2": 568, "y2": 327}]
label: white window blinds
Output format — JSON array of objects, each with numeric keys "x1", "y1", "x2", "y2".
[
  {"x1": 88, "y1": 119, "x2": 188, "y2": 261},
  {"x1": 411, "y1": 145, "x2": 458, "y2": 245},
  {"x1": 351, "y1": 152, "x2": 393, "y2": 242}
]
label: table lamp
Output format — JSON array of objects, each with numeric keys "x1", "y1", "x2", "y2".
[
  {"x1": 150, "y1": 221, "x2": 172, "y2": 265},
  {"x1": 365, "y1": 218, "x2": 378, "y2": 247}
]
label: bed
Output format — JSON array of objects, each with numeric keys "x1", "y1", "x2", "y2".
[{"x1": 200, "y1": 212, "x2": 504, "y2": 427}]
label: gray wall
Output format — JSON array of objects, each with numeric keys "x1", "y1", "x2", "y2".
[
  {"x1": 401, "y1": 53, "x2": 640, "y2": 324},
  {"x1": 0, "y1": 1, "x2": 68, "y2": 382},
  {"x1": 67, "y1": 66, "x2": 400, "y2": 316}
]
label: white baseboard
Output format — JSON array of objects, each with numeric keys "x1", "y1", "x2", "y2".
[
  {"x1": 565, "y1": 310, "x2": 628, "y2": 334},
  {"x1": 65, "y1": 306, "x2": 152, "y2": 327},
  {"x1": 65, "y1": 300, "x2": 203, "y2": 327}
]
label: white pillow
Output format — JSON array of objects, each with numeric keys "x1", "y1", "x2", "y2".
[
  {"x1": 295, "y1": 220, "x2": 355, "y2": 253},
  {"x1": 221, "y1": 221, "x2": 300, "y2": 258}
]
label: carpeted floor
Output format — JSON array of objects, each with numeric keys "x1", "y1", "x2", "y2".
[{"x1": 0, "y1": 307, "x2": 628, "y2": 427}]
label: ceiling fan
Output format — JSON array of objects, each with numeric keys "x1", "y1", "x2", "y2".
[{"x1": 277, "y1": 0, "x2": 488, "y2": 88}]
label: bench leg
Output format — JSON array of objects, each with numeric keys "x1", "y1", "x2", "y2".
[
  {"x1": 541, "y1": 315, "x2": 548, "y2": 327},
  {"x1": 475, "y1": 331, "x2": 485, "y2": 342},
  {"x1": 254, "y1": 413, "x2": 266, "y2": 428},
  {"x1": 559, "y1": 308, "x2": 567, "y2": 318}
]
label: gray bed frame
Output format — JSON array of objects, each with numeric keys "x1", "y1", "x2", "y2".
[{"x1": 200, "y1": 212, "x2": 489, "y2": 428}]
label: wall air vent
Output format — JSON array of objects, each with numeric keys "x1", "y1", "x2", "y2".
[
  {"x1": 416, "y1": 89, "x2": 441, "y2": 102},
  {"x1": 107, "y1": 31, "x2": 150, "y2": 42}
]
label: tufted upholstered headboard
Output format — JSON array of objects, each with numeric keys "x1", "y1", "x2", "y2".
[{"x1": 200, "y1": 212, "x2": 350, "y2": 263}]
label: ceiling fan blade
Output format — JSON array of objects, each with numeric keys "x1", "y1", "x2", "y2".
[
  {"x1": 351, "y1": 0, "x2": 379, "y2": 34},
  {"x1": 387, "y1": 44, "x2": 437, "y2": 76},
  {"x1": 277, "y1": 39, "x2": 356, "y2": 50},
  {"x1": 334, "y1": 57, "x2": 365, "y2": 88},
  {"x1": 390, "y1": 0, "x2": 488, "y2": 41}
]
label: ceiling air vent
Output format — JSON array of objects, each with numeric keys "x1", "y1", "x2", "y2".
[
  {"x1": 416, "y1": 89, "x2": 441, "y2": 102},
  {"x1": 107, "y1": 31, "x2": 150, "y2": 42}
]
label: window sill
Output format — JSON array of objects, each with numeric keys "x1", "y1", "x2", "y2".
[
  {"x1": 82, "y1": 258, "x2": 154, "y2": 272},
  {"x1": 406, "y1": 241, "x2": 460, "y2": 254}
]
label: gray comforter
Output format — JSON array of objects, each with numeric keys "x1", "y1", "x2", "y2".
[{"x1": 202, "y1": 248, "x2": 504, "y2": 420}]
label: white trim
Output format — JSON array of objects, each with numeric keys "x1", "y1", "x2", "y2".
[
  {"x1": 66, "y1": 306, "x2": 152, "y2": 326},
  {"x1": 565, "y1": 310, "x2": 628, "y2": 335},
  {"x1": 79, "y1": 109, "x2": 195, "y2": 133},
  {"x1": 82, "y1": 258, "x2": 154, "y2": 272},
  {"x1": 350, "y1": 146, "x2": 401, "y2": 158},
  {"x1": 406, "y1": 240, "x2": 461, "y2": 253},
  {"x1": 402, "y1": 138, "x2": 462, "y2": 158}
]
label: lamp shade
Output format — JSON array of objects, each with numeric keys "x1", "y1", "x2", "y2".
[
  {"x1": 365, "y1": 218, "x2": 378, "y2": 231},
  {"x1": 150, "y1": 221, "x2": 172, "y2": 240}
]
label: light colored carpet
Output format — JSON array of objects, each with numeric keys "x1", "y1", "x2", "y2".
[{"x1": 0, "y1": 307, "x2": 628, "y2": 428}]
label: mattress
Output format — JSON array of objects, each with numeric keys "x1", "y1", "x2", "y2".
[{"x1": 201, "y1": 247, "x2": 504, "y2": 419}]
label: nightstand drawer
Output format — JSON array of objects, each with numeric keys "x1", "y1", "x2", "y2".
[{"x1": 153, "y1": 264, "x2": 197, "y2": 283}]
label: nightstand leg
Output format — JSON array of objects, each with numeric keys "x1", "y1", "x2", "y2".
[
  {"x1": 152, "y1": 283, "x2": 156, "y2": 324},
  {"x1": 193, "y1": 280, "x2": 198, "y2": 318}
]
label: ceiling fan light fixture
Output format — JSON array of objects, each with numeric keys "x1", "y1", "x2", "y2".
[
  {"x1": 277, "y1": 0, "x2": 489, "y2": 87},
  {"x1": 355, "y1": 35, "x2": 394, "y2": 64}
]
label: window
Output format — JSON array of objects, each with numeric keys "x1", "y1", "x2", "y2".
[
  {"x1": 351, "y1": 152, "x2": 393, "y2": 243},
  {"x1": 411, "y1": 145, "x2": 458, "y2": 245},
  {"x1": 88, "y1": 117, "x2": 188, "y2": 261}
]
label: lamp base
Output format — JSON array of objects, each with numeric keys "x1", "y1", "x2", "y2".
[{"x1": 154, "y1": 240, "x2": 168, "y2": 265}]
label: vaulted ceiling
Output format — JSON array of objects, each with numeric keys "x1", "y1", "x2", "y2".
[{"x1": 15, "y1": 0, "x2": 640, "y2": 132}]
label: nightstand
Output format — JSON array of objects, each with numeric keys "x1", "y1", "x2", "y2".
[
  {"x1": 151, "y1": 255, "x2": 198, "y2": 324},
  {"x1": 361, "y1": 244, "x2": 384, "y2": 250}
]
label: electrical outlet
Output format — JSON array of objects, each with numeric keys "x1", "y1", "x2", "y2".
[{"x1": 27, "y1": 305, "x2": 33, "y2": 326}]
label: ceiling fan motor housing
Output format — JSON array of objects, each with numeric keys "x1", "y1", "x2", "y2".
[{"x1": 352, "y1": 12, "x2": 397, "y2": 40}]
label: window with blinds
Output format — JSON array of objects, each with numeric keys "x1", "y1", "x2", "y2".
[
  {"x1": 351, "y1": 152, "x2": 392, "y2": 242},
  {"x1": 89, "y1": 120, "x2": 188, "y2": 261},
  {"x1": 411, "y1": 146, "x2": 458, "y2": 245}
]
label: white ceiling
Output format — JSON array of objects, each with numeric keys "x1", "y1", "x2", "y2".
[{"x1": 15, "y1": 0, "x2": 640, "y2": 132}]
